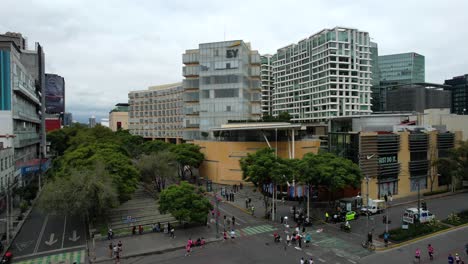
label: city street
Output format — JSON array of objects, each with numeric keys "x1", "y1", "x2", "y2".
[
  {"x1": 333, "y1": 192, "x2": 468, "y2": 239},
  {"x1": 9, "y1": 207, "x2": 87, "y2": 263},
  {"x1": 361, "y1": 225, "x2": 468, "y2": 264}
]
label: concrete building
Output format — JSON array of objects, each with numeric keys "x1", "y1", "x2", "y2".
[
  {"x1": 128, "y1": 83, "x2": 183, "y2": 143},
  {"x1": 63, "y1": 112, "x2": 72, "y2": 126},
  {"x1": 196, "y1": 123, "x2": 324, "y2": 184},
  {"x1": 260, "y1": 54, "x2": 274, "y2": 116},
  {"x1": 271, "y1": 27, "x2": 372, "y2": 122},
  {"x1": 377, "y1": 52, "x2": 425, "y2": 111},
  {"x1": 109, "y1": 103, "x2": 129, "y2": 131},
  {"x1": 182, "y1": 40, "x2": 262, "y2": 141},
  {"x1": 423, "y1": 108, "x2": 468, "y2": 140},
  {"x1": 386, "y1": 83, "x2": 451, "y2": 112},
  {"x1": 0, "y1": 33, "x2": 47, "y2": 188},
  {"x1": 329, "y1": 114, "x2": 461, "y2": 200},
  {"x1": 88, "y1": 116, "x2": 96, "y2": 128},
  {"x1": 444, "y1": 74, "x2": 468, "y2": 115}
]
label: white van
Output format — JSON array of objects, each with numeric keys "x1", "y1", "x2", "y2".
[{"x1": 403, "y1": 208, "x2": 435, "y2": 224}]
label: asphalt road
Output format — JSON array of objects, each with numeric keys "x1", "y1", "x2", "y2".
[
  {"x1": 332, "y1": 192, "x2": 468, "y2": 238},
  {"x1": 112, "y1": 199, "x2": 371, "y2": 264},
  {"x1": 360, "y1": 225, "x2": 468, "y2": 264},
  {"x1": 9, "y1": 206, "x2": 86, "y2": 261}
]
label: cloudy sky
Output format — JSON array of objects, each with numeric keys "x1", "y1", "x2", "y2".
[{"x1": 1, "y1": 0, "x2": 467, "y2": 123}]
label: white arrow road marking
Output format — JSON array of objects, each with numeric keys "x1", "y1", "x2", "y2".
[
  {"x1": 45, "y1": 233, "x2": 58, "y2": 246},
  {"x1": 69, "y1": 230, "x2": 80, "y2": 242}
]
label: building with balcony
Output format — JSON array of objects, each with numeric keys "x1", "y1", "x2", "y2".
[
  {"x1": 109, "y1": 103, "x2": 129, "y2": 131},
  {"x1": 329, "y1": 114, "x2": 462, "y2": 200},
  {"x1": 182, "y1": 40, "x2": 262, "y2": 140},
  {"x1": 0, "y1": 33, "x2": 47, "y2": 187},
  {"x1": 128, "y1": 83, "x2": 184, "y2": 143},
  {"x1": 261, "y1": 54, "x2": 275, "y2": 116},
  {"x1": 271, "y1": 27, "x2": 372, "y2": 122}
]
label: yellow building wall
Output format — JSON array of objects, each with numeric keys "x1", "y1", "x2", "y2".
[
  {"x1": 109, "y1": 112, "x2": 129, "y2": 132},
  {"x1": 195, "y1": 140, "x2": 321, "y2": 184}
]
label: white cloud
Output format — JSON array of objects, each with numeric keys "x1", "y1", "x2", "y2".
[{"x1": 1, "y1": 0, "x2": 467, "y2": 122}]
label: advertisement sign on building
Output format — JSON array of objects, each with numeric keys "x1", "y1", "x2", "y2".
[{"x1": 45, "y1": 74, "x2": 65, "y2": 114}]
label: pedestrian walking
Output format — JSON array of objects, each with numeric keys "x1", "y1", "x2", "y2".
[
  {"x1": 240, "y1": 182, "x2": 243, "y2": 189},
  {"x1": 302, "y1": 226, "x2": 306, "y2": 234},
  {"x1": 448, "y1": 254, "x2": 454, "y2": 264},
  {"x1": 428, "y1": 244, "x2": 434, "y2": 260},
  {"x1": 297, "y1": 234, "x2": 302, "y2": 248},
  {"x1": 114, "y1": 255, "x2": 120, "y2": 264},
  {"x1": 232, "y1": 216, "x2": 236, "y2": 227},
  {"x1": 305, "y1": 233, "x2": 311, "y2": 247},
  {"x1": 113, "y1": 245, "x2": 119, "y2": 258},
  {"x1": 251, "y1": 206, "x2": 255, "y2": 216},
  {"x1": 138, "y1": 225, "x2": 143, "y2": 235},
  {"x1": 309, "y1": 257, "x2": 314, "y2": 264},
  {"x1": 170, "y1": 227, "x2": 175, "y2": 238},
  {"x1": 383, "y1": 232, "x2": 389, "y2": 247},
  {"x1": 245, "y1": 198, "x2": 249, "y2": 208},
  {"x1": 108, "y1": 243, "x2": 113, "y2": 258},
  {"x1": 185, "y1": 244, "x2": 191, "y2": 256},
  {"x1": 286, "y1": 234, "x2": 291, "y2": 246},
  {"x1": 117, "y1": 241, "x2": 122, "y2": 255},
  {"x1": 230, "y1": 229, "x2": 235, "y2": 239},
  {"x1": 300, "y1": 257, "x2": 305, "y2": 264},
  {"x1": 455, "y1": 253, "x2": 461, "y2": 264},
  {"x1": 107, "y1": 228, "x2": 113, "y2": 240},
  {"x1": 415, "y1": 248, "x2": 421, "y2": 263},
  {"x1": 223, "y1": 230, "x2": 228, "y2": 241}
]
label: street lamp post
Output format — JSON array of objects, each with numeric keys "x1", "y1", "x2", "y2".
[{"x1": 214, "y1": 188, "x2": 220, "y2": 239}]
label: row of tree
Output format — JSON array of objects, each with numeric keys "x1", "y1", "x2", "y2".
[
  {"x1": 240, "y1": 148, "x2": 362, "y2": 217},
  {"x1": 40, "y1": 124, "x2": 205, "y2": 220},
  {"x1": 435, "y1": 140, "x2": 468, "y2": 191}
]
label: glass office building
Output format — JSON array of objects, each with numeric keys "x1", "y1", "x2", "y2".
[
  {"x1": 272, "y1": 27, "x2": 373, "y2": 122},
  {"x1": 444, "y1": 74, "x2": 468, "y2": 115},
  {"x1": 370, "y1": 42, "x2": 382, "y2": 112},
  {"x1": 182, "y1": 40, "x2": 261, "y2": 140}
]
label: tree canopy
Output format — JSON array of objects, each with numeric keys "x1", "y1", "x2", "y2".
[
  {"x1": 158, "y1": 181, "x2": 212, "y2": 224},
  {"x1": 136, "y1": 150, "x2": 177, "y2": 192}
]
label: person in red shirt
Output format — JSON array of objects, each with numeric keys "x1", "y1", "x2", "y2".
[{"x1": 427, "y1": 244, "x2": 434, "y2": 260}]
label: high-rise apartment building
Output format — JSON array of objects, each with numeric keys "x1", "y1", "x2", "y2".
[
  {"x1": 271, "y1": 27, "x2": 372, "y2": 122},
  {"x1": 63, "y1": 112, "x2": 73, "y2": 126},
  {"x1": 88, "y1": 116, "x2": 96, "y2": 128},
  {"x1": 182, "y1": 40, "x2": 261, "y2": 140},
  {"x1": 128, "y1": 83, "x2": 184, "y2": 142},
  {"x1": 0, "y1": 34, "x2": 46, "y2": 188},
  {"x1": 444, "y1": 74, "x2": 468, "y2": 115},
  {"x1": 261, "y1": 54, "x2": 274, "y2": 116}
]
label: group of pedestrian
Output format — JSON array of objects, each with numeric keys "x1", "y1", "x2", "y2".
[
  {"x1": 222, "y1": 215, "x2": 236, "y2": 229},
  {"x1": 108, "y1": 240, "x2": 123, "y2": 263},
  {"x1": 414, "y1": 244, "x2": 466, "y2": 263},
  {"x1": 222, "y1": 229, "x2": 236, "y2": 241},
  {"x1": 131, "y1": 225, "x2": 144, "y2": 235},
  {"x1": 232, "y1": 183, "x2": 243, "y2": 192}
]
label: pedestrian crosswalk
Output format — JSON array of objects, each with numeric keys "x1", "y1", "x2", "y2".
[
  {"x1": 14, "y1": 249, "x2": 85, "y2": 264},
  {"x1": 232, "y1": 224, "x2": 277, "y2": 237}
]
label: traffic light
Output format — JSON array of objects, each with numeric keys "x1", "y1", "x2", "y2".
[{"x1": 421, "y1": 201, "x2": 427, "y2": 211}]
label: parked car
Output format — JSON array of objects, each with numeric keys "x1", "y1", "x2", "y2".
[{"x1": 402, "y1": 208, "x2": 435, "y2": 224}]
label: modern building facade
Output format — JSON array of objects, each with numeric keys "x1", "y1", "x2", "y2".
[
  {"x1": 378, "y1": 52, "x2": 425, "y2": 111},
  {"x1": 109, "y1": 103, "x2": 129, "y2": 131},
  {"x1": 370, "y1": 42, "x2": 382, "y2": 112},
  {"x1": 329, "y1": 114, "x2": 461, "y2": 200},
  {"x1": 444, "y1": 74, "x2": 468, "y2": 115},
  {"x1": 260, "y1": 54, "x2": 274, "y2": 116},
  {"x1": 128, "y1": 83, "x2": 184, "y2": 142},
  {"x1": 271, "y1": 27, "x2": 373, "y2": 122},
  {"x1": 386, "y1": 83, "x2": 451, "y2": 112},
  {"x1": 0, "y1": 33, "x2": 47, "y2": 188},
  {"x1": 63, "y1": 112, "x2": 72, "y2": 126},
  {"x1": 182, "y1": 40, "x2": 262, "y2": 140}
]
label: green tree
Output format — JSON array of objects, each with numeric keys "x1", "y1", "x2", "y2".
[
  {"x1": 240, "y1": 148, "x2": 291, "y2": 217},
  {"x1": 38, "y1": 163, "x2": 119, "y2": 218},
  {"x1": 299, "y1": 152, "x2": 362, "y2": 201},
  {"x1": 170, "y1": 144, "x2": 204, "y2": 179},
  {"x1": 114, "y1": 130, "x2": 145, "y2": 157},
  {"x1": 141, "y1": 140, "x2": 170, "y2": 155},
  {"x1": 136, "y1": 151, "x2": 177, "y2": 193},
  {"x1": 434, "y1": 140, "x2": 468, "y2": 191},
  {"x1": 158, "y1": 181, "x2": 213, "y2": 224}
]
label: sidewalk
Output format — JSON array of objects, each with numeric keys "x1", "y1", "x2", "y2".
[{"x1": 89, "y1": 225, "x2": 220, "y2": 263}]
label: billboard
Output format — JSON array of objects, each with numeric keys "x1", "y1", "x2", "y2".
[{"x1": 45, "y1": 74, "x2": 65, "y2": 114}]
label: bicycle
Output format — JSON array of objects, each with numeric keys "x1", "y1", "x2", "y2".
[{"x1": 361, "y1": 241, "x2": 376, "y2": 251}]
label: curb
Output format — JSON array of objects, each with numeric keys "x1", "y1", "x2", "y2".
[
  {"x1": 374, "y1": 222, "x2": 468, "y2": 251},
  {"x1": 91, "y1": 237, "x2": 223, "y2": 263},
  {"x1": 390, "y1": 190, "x2": 468, "y2": 208}
]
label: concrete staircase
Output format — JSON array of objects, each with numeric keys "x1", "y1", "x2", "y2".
[{"x1": 107, "y1": 185, "x2": 177, "y2": 231}]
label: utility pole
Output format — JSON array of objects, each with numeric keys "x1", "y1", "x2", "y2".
[
  {"x1": 366, "y1": 176, "x2": 369, "y2": 232},
  {"x1": 214, "y1": 188, "x2": 220, "y2": 239}
]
